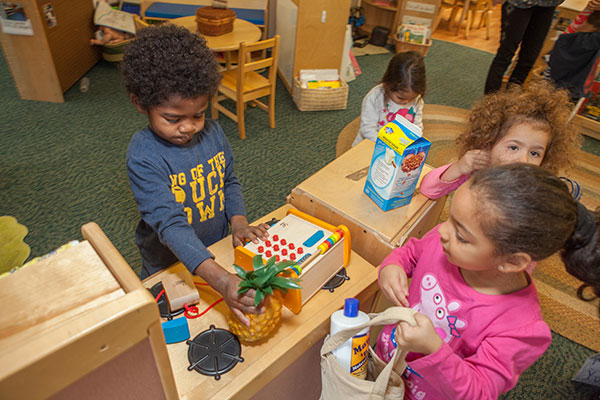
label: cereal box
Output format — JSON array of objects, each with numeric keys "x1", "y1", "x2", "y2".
[{"x1": 363, "y1": 116, "x2": 430, "y2": 211}]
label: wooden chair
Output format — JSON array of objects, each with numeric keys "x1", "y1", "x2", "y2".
[
  {"x1": 211, "y1": 35, "x2": 279, "y2": 140},
  {"x1": 432, "y1": 0, "x2": 464, "y2": 32},
  {"x1": 463, "y1": 0, "x2": 492, "y2": 39}
]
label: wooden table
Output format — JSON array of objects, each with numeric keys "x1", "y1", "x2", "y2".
[
  {"x1": 142, "y1": 204, "x2": 379, "y2": 400},
  {"x1": 288, "y1": 140, "x2": 447, "y2": 268},
  {"x1": 171, "y1": 17, "x2": 262, "y2": 52}
]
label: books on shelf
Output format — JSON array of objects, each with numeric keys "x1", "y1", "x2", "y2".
[
  {"x1": 578, "y1": 81, "x2": 600, "y2": 122},
  {"x1": 397, "y1": 24, "x2": 429, "y2": 44}
]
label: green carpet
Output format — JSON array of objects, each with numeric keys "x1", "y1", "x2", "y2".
[{"x1": 1, "y1": 39, "x2": 599, "y2": 398}]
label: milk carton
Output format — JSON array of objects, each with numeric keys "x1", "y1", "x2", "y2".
[{"x1": 364, "y1": 116, "x2": 431, "y2": 211}]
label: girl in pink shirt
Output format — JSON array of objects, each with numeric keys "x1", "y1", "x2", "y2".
[
  {"x1": 420, "y1": 80, "x2": 580, "y2": 200},
  {"x1": 376, "y1": 163, "x2": 600, "y2": 399}
]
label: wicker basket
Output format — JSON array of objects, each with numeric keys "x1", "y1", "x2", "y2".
[
  {"x1": 292, "y1": 78, "x2": 349, "y2": 111},
  {"x1": 195, "y1": 7, "x2": 235, "y2": 36},
  {"x1": 394, "y1": 38, "x2": 432, "y2": 57}
]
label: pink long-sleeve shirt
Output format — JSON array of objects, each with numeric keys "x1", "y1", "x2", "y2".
[
  {"x1": 375, "y1": 227, "x2": 551, "y2": 400},
  {"x1": 419, "y1": 163, "x2": 468, "y2": 200}
]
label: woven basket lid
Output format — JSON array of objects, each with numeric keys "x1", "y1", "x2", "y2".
[{"x1": 195, "y1": 7, "x2": 236, "y2": 20}]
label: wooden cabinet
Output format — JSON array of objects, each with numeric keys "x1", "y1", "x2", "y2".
[
  {"x1": 0, "y1": 223, "x2": 178, "y2": 399},
  {"x1": 275, "y1": 0, "x2": 351, "y2": 94},
  {"x1": 0, "y1": 0, "x2": 100, "y2": 103}
]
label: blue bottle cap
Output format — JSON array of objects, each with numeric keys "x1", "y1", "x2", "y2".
[{"x1": 343, "y1": 298, "x2": 359, "y2": 318}]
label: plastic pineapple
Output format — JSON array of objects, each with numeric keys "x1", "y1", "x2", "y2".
[{"x1": 227, "y1": 255, "x2": 301, "y2": 343}]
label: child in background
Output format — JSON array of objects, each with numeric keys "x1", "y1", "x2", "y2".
[
  {"x1": 90, "y1": 26, "x2": 133, "y2": 46},
  {"x1": 352, "y1": 51, "x2": 426, "y2": 146},
  {"x1": 377, "y1": 163, "x2": 600, "y2": 399},
  {"x1": 419, "y1": 80, "x2": 580, "y2": 199},
  {"x1": 546, "y1": 9, "x2": 600, "y2": 100},
  {"x1": 121, "y1": 24, "x2": 269, "y2": 325}
]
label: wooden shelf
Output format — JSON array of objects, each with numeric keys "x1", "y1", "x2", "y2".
[
  {"x1": 574, "y1": 113, "x2": 600, "y2": 141},
  {"x1": 362, "y1": 0, "x2": 399, "y2": 12}
]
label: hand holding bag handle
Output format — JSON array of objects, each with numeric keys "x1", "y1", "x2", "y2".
[{"x1": 320, "y1": 307, "x2": 417, "y2": 399}]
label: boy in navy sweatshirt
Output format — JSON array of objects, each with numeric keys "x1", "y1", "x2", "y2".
[{"x1": 121, "y1": 24, "x2": 269, "y2": 325}]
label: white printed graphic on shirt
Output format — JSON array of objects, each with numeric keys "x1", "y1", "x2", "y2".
[{"x1": 413, "y1": 273, "x2": 465, "y2": 343}]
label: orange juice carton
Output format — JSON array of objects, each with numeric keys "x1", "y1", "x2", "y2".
[{"x1": 364, "y1": 116, "x2": 430, "y2": 211}]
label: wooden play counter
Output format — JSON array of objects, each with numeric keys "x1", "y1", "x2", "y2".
[{"x1": 142, "y1": 204, "x2": 380, "y2": 399}]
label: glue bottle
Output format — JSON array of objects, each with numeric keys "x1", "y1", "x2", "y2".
[{"x1": 329, "y1": 298, "x2": 370, "y2": 379}]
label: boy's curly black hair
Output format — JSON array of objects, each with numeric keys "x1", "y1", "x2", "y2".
[{"x1": 121, "y1": 24, "x2": 221, "y2": 110}]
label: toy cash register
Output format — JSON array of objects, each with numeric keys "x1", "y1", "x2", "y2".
[{"x1": 234, "y1": 208, "x2": 351, "y2": 314}]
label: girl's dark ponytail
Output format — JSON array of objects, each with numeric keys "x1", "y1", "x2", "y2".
[
  {"x1": 469, "y1": 163, "x2": 600, "y2": 316},
  {"x1": 561, "y1": 203, "x2": 600, "y2": 309}
]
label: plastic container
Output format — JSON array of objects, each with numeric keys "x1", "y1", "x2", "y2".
[{"x1": 329, "y1": 298, "x2": 370, "y2": 379}]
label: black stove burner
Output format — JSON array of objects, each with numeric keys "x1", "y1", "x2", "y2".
[
  {"x1": 187, "y1": 325, "x2": 244, "y2": 380},
  {"x1": 149, "y1": 281, "x2": 184, "y2": 320},
  {"x1": 322, "y1": 268, "x2": 350, "y2": 292}
]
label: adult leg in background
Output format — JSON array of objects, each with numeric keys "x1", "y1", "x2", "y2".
[
  {"x1": 508, "y1": 5, "x2": 556, "y2": 85},
  {"x1": 484, "y1": 3, "x2": 532, "y2": 94}
]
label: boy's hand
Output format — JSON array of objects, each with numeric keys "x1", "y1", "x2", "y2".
[
  {"x1": 454, "y1": 149, "x2": 490, "y2": 176},
  {"x1": 193, "y1": 258, "x2": 263, "y2": 327},
  {"x1": 379, "y1": 264, "x2": 410, "y2": 307},
  {"x1": 395, "y1": 313, "x2": 443, "y2": 355},
  {"x1": 219, "y1": 273, "x2": 265, "y2": 327},
  {"x1": 230, "y1": 215, "x2": 269, "y2": 247}
]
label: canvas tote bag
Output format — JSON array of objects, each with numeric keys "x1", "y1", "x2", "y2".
[{"x1": 320, "y1": 307, "x2": 417, "y2": 400}]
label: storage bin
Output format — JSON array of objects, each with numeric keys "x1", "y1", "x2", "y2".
[
  {"x1": 195, "y1": 7, "x2": 236, "y2": 36},
  {"x1": 292, "y1": 78, "x2": 348, "y2": 111},
  {"x1": 394, "y1": 38, "x2": 432, "y2": 57}
]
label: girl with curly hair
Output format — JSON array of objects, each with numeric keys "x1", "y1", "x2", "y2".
[
  {"x1": 420, "y1": 80, "x2": 581, "y2": 199},
  {"x1": 122, "y1": 24, "x2": 270, "y2": 326}
]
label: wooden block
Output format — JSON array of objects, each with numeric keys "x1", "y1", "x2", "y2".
[{"x1": 162, "y1": 272, "x2": 200, "y2": 311}]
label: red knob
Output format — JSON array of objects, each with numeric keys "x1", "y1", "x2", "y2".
[
  {"x1": 290, "y1": 253, "x2": 296, "y2": 260},
  {"x1": 273, "y1": 235, "x2": 279, "y2": 241},
  {"x1": 281, "y1": 249, "x2": 288, "y2": 256},
  {"x1": 258, "y1": 246, "x2": 264, "y2": 253},
  {"x1": 273, "y1": 244, "x2": 280, "y2": 251},
  {"x1": 297, "y1": 247, "x2": 304, "y2": 254},
  {"x1": 265, "y1": 250, "x2": 272, "y2": 257},
  {"x1": 275, "y1": 255, "x2": 280, "y2": 262},
  {"x1": 280, "y1": 239, "x2": 287, "y2": 245},
  {"x1": 289, "y1": 243, "x2": 295, "y2": 250},
  {"x1": 265, "y1": 240, "x2": 271, "y2": 247}
]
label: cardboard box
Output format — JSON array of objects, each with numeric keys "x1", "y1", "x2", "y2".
[
  {"x1": 287, "y1": 140, "x2": 446, "y2": 267},
  {"x1": 364, "y1": 116, "x2": 431, "y2": 211}
]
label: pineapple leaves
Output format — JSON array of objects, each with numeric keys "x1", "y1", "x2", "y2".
[
  {"x1": 271, "y1": 276, "x2": 301, "y2": 290},
  {"x1": 233, "y1": 264, "x2": 248, "y2": 279},
  {"x1": 254, "y1": 289, "x2": 265, "y2": 307},
  {"x1": 237, "y1": 255, "x2": 302, "y2": 305},
  {"x1": 252, "y1": 255, "x2": 265, "y2": 270}
]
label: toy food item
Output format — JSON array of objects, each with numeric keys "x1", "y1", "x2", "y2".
[{"x1": 227, "y1": 255, "x2": 301, "y2": 343}]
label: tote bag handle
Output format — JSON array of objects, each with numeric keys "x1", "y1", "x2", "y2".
[{"x1": 321, "y1": 307, "x2": 417, "y2": 399}]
